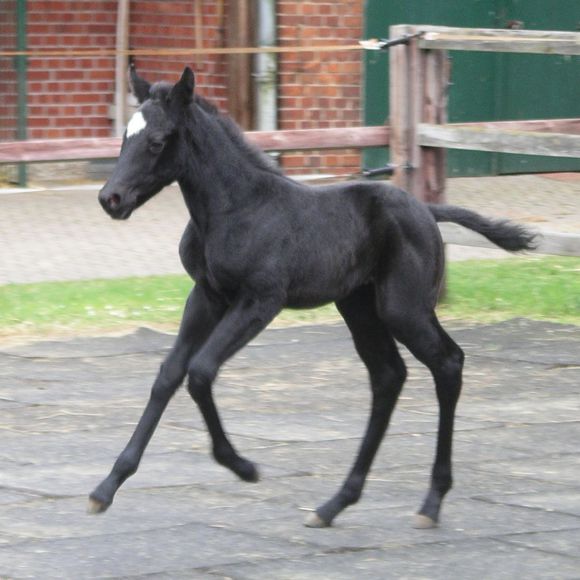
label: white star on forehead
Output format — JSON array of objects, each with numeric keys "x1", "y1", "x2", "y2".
[{"x1": 126, "y1": 111, "x2": 147, "y2": 138}]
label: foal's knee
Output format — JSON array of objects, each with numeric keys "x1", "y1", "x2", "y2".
[
  {"x1": 150, "y1": 361, "x2": 186, "y2": 402},
  {"x1": 371, "y1": 357, "x2": 407, "y2": 401},
  {"x1": 187, "y1": 364, "x2": 215, "y2": 403}
]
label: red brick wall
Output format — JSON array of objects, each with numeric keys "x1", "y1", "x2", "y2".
[
  {"x1": 129, "y1": 0, "x2": 228, "y2": 111},
  {"x1": 11, "y1": 1, "x2": 364, "y2": 176},
  {"x1": 26, "y1": 0, "x2": 117, "y2": 139},
  {"x1": 0, "y1": 1, "x2": 18, "y2": 142},
  {"x1": 277, "y1": 0, "x2": 363, "y2": 175},
  {"x1": 25, "y1": 0, "x2": 229, "y2": 139}
]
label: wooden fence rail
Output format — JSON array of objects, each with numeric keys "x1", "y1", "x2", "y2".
[
  {"x1": 4, "y1": 119, "x2": 578, "y2": 165},
  {"x1": 418, "y1": 25, "x2": 580, "y2": 56},
  {"x1": 0, "y1": 126, "x2": 390, "y2": 164},
  {"x1": 418, "y1": 124, "x2": 580, "y2": 158}
]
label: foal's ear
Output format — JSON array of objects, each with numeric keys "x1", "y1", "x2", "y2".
[
  {"x1": 170, "y1": 67, "x2": 196, "y2": 109},
  {"x1": 129, "y1": 63, "x2": 152, "y2": 104}
]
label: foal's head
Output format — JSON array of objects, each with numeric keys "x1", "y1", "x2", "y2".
[{"x1": 99, "y1": 67, "x2": 195, "y2": 219}]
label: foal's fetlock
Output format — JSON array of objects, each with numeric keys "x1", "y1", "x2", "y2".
[{"x1": 341, "y1": 479, "x2": 363, "y2": 506}]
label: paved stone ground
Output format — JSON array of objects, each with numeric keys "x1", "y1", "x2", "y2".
[
  {"x1": 0, "y1": 174, "x2": 578, "y2": 577},
  {"x1": 0, "y1": 173, "x2": 579, "y2": 284},
  {"x1": 0, "y1": 319, "x2": 579, "y2": 578}
]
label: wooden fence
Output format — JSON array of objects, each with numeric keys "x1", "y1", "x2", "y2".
[
  {"x1": 389, "y1": 25, "x2": 580, "y2": 257},
  {"x1": 1, "y1": 25, "x2": 579, "y2": 255}
]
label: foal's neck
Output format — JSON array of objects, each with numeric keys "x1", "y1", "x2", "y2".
[{"x1": 177, "y1": 107, "x2": 280, "y2": 230}]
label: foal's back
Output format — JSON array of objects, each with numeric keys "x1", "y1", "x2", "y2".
[{"x1": 272, "y1": 179, "x2": 444, "y2": 309}]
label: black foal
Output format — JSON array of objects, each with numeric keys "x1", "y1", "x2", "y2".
[{"x1": 90, "y1": 67, "x2": 535, "y2": 528}]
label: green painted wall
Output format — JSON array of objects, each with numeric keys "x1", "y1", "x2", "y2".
[{"x1": 363, "y1": 0, "x2": 580, "y2": 176}]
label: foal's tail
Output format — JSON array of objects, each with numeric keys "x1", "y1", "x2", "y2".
[{"x1": 428, "y1": 204, "x2": 538, "y2": 252}]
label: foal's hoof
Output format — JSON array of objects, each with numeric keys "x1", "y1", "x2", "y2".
[
  {"x1": 236, "y1": 459, "x2": 260, "y2": 483},
  {"x1": 304, "y1": 512, "x2": 331, "y2": 528},
  {"x1": 215, "y1": 451, "x2": 259, "y2": 483},
  {"x1": 413, "y1": 513, "x2": 438, "y2": 529},
  {"x1": 87, "y1": 496, "x2": 110, "y2": 515},
  {"x1": 87, "y1": 498, "x2": 107, "y2": 514}
]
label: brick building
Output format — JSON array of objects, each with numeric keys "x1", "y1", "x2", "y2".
[{"x1": 1, "y1": 1, "x2": 364, "y2": 177}]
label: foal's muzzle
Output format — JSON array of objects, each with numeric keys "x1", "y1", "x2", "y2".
[{"x1": 98, "y1": 187, "x2": 134, "y2": 220}]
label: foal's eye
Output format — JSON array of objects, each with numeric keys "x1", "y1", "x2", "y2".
[{"x1": 149, "y1": 141, "x2": 165, "y2": 155}]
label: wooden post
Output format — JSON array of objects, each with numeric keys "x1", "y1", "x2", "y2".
[
  {"x1": 226, "y1": 0, "x2": 255, "y2": 130},
  {"x1": 420, "y1": 48, "x2": 450, "y2": 204},
  {"x1": 389, "y1": 25, "x2": 422, "y2": 196},
  {"x1": 389, "y1": 25, "x2": 449, "y2": 203},
  {"x1": 390, "y1": 25, "x2": 450, "y2": 299}
]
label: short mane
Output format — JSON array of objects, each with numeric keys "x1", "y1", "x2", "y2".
[
  {"x1": 194, "y1": 96, "x2": 285, "y2": 177},
  {"x1": 148, "y1": 81, "x2": 283, "y2": 177}
]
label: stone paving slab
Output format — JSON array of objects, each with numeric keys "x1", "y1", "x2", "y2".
[
  {"x1": 0, "y1": 319, "x2": 579, "y2": 578},
  {"x1": 210, "y1": 539, "x2": 580, "y2": 580},
  {"x1": 0, "y1": 523, "x2": 313, "y2": 580}
]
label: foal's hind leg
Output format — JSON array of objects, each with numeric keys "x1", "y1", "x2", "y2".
[
  {"x1": 306, "y1": 285, "x2": 407, "y2": 528},
  {"x1": 88, "y1": 283, "x2": 226, "y2": 513},
  {"x1": 389, "y1": 312, "x2": 464, "y2": 529}
]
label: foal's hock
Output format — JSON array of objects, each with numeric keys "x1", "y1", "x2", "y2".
[{"x1": 90, "y1": 67, "x2": 536, "y2": 528}]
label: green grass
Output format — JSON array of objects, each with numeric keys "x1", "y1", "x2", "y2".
[
  {"x1": 439, "y1": 256, "x2": 580, "y2": 324},
  {"x1": 0, "y1": 257, "x2": 578, "y2": 338},
  {"x1": 0, "y1": 275, "x2": 193, "y2": 336}
]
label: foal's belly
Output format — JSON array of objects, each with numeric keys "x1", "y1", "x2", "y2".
[
  {"x1": 285, "y1": 291, "x2": 343, "y2": 309},
  {"x1": 285, "y1": 251, "x2": 375, "y2": 309}
]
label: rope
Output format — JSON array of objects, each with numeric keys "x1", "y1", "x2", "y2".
[
  {"x1": 0, "y1": 43, "x2": 364, "y2": 59},
  {"x1": 3, "y1": 31, "x2": 576, "y2": 58}
]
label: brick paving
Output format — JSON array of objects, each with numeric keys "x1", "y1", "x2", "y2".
[{"x1": 0, "y1": 173, "x2": 578, "y2": 285}]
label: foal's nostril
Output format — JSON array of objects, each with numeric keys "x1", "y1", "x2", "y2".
[{"x1": 108, "y1": 193, "x2": 121, "y2": 210}]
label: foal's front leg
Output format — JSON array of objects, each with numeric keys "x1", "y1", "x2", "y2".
[
  {"x1": 88, "y1": 284, "x2": 226, "y2": 514},
  {"x1": 185, "y1": 292, "x2": 282, "y2": 482}
]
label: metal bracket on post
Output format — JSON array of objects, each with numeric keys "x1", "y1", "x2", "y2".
[
  {"x1": 362, "y1": 164, "x2": 396, "y2": 178},
  {"x1": 359, "y1": 32, "x2": 424, "y2": 52},
  {"x1": 361, "y1": 162, "x2": 414, "y2": 179}
]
